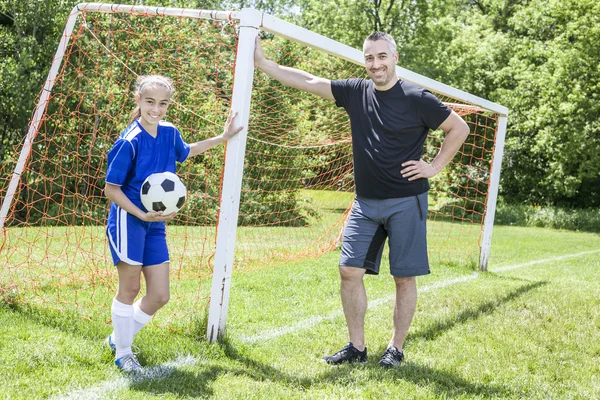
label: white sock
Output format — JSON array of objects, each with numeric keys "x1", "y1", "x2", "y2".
[
  {"x1": 133, "y1": 300, "x2": 153, "y2": 336},
  {"x1": 111, "y1": 299, "x2": 134, "y2": 360},
  {"x1": 108, "y1": 301, "x2": 154, "y2": 348}
]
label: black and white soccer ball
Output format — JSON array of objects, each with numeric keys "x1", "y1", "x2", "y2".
[{"x1": 140, "y1": 172, "x2": 187, "y2": 215}]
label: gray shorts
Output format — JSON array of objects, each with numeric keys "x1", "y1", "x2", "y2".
[{"x1": 339, "y1": 192, "x2": 430, "y2": 277}]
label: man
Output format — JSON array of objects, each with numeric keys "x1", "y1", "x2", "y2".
[{"x1": 254, "y1": 32, "x2": 469, "y2": 367}]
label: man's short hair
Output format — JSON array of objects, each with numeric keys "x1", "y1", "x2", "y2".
[{"x1": 365, "y1": 32, "x2": 397, "y2": 54}]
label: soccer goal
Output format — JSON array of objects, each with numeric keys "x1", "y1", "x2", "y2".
[{"x1": 0, "y1": 4, "x2": 507, "y2": 342}]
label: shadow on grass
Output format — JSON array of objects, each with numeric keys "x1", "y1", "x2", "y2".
[
  {"x1": 410, "y1": 280, "x2": 548, "y2": 342},
  {"x1": 2, "y1": 279, "x2": 547, "y2": 398},
  {"x1": 126, "y1": 362, "x2": 223, "y2": 398},
  {"x1": 0, "y1": 300, "x2": 107, "y2": 340},
  {"x1": 219, "y1": 340, "x2": 515, "y2": 399},
  {"x1": 140, "y1": 280, "x2": 548, "y2": 398},
  {"x1": 127, "y1": 332, "x2": 518, "y2": 399}
]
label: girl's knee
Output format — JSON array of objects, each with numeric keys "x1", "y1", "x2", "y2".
[
  {"x1": 158, "y1": 293, "x2": 170, "y2": 307},
  {"x1": 149, "y1": 292, "x2": 170, "y2": 308},
  {"x1": 117, "y1": 286, "x2": 141, "y2": 303}
]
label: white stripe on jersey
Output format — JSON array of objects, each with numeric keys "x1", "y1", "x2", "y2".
[
  {"x1": 115, "y1": 208, "x2": 121, "y2": 251},
  {"x1": 121, "y1": 125, "x2": 142, "y2": 159},
  {"x1": 119, "y1": 207, "x2": 128, "y2": 257},
  {"x1": 159, "y1": 120, "x2": 175, "y2": 128},
  {"x1": 123, "y1": 125, "x2": 142, "y2": 142},
  {"x1": 107, "y1": 206, "x2": 141, "y2": 266}
]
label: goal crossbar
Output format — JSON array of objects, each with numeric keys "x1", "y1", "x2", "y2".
[
  {"x1": 76, "y1": 2, "x2": 235, "y2": 21},
  {"x1": 257, "y1": 12, "x2": 508, "y2": 116}
]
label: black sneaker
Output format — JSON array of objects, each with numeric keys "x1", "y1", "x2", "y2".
[
  {"x1": 323, "y1": 342, "x2": 368, "y2": 365},
  {"x1": 379, "y1": 346, "x2": 404, "y2": 367}
]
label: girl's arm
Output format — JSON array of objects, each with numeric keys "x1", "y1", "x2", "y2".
[
  {"x1": 104, "y1": 183, "x2": 176, "y2": 222},
  {"x1": 188, "y1": 109, "x2": 244, "y2": 158}
]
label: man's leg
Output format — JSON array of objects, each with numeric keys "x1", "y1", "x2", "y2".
[
  {"x1": 339, "y1": 266, "x2": 367, "y2": 351},
  {"x1": 390, "y1": 276, "x2": 417, "y2": 350},
  {"x1": 381, "y1": 193, "x2": 427, "y2": 367},
  {"x1": 325, "y1": 196, "x2": 382, "y2": 365},
  {"x1": 323, "y1": 265, "x2": 369, "y2": 364}
]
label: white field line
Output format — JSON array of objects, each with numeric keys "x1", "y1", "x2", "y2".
[
  {"x1": 52, "y1": 355, "x2": 198, "y2": 400},
  {"x1": 239, "y1": 273, "x2": 479, "y2": 344},
  {"x1": 53, "y1": 249, "x2": 599, "y2": 399},
  {"x1": 241, "y1": 249, "x2": 600, "y2": 344},
  {"x1": 492, "y1": 249, "x2": 600, "y2": 272}
]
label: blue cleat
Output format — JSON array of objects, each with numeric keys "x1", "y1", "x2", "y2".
[
  {"x1": 115, "y1": 354, "x2": 142, "y2": 373},
  {"x1": 104, "y1": 333, "x2": 116, "y2": 353}
]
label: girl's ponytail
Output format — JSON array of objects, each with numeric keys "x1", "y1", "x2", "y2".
[{"x1": 129, "y1": 105, "x2": 141, "y2": 124}]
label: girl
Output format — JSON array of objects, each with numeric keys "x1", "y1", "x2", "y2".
[{"x1": 104, "y1": 75, "x2": 243, "y2": 372}]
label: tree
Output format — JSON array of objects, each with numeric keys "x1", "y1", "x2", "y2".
[
  {"x1": 0, "y1": 0, "x2": 81, "y2": 160},
  {"x1": 4, "y1": 0, "x2": 599, "y2": 208},
  {"x1": 445, "y1": 0, "x2": 600, "y2": 207}
]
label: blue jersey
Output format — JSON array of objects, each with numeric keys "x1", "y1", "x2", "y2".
[{"x1": 106, "y1": 120, "x2": 191, "y2": 210}]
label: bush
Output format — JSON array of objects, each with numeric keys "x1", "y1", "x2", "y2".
[{"x1": 495, "y1": 202, "x2": 600, "y2": 232}]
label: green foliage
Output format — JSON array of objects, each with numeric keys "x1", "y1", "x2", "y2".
[
  {"x1": 4, "y1": 0, "x2": 600, "y2": 220},
  {"x1": 410, "y1": 0, "x2": 600, "y2": 207},
  {"x1": 495, "y1": 201, "x2": 600, "y2": 232},
  {"x1": 284, "y1": 0, "x2": 433, "y2": 51},
  {"x1": 493, "y1": 0, "x2": 600, "y2": 207},
  {"x1": 0, "y1": 0, "x2": 79, "y2": 160}
]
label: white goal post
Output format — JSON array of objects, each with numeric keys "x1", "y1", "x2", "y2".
[
  {"x1": 0, "y1": 3, "x2": 508, "y2": 343},
  {"x1": 208, "y1": 7, "x2": 508, "y2": 342}
]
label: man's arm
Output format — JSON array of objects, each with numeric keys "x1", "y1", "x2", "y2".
[
  {"x1": 400, "y1": 110, "x2": 470, "y2": 181},
  {"x1": 254, "y1": 38, "x2": 335, "y2": 101}
]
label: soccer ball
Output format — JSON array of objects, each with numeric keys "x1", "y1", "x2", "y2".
[{"x1": 140, "y1": 172, "x2": 187, "y2": 215}]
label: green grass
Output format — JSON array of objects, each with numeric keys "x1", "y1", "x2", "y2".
[
  {"x1": 2, "y1": 189, "x2": 599, "y2": 398},
  {"x1": 1, "y1": 224, "x2": 599, "y2": 399},
  {"x1": 0, "y1": 190, "x2": 481, "y2": 330}
]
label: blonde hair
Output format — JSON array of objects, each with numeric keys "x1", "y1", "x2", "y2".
[{"x1": 129, "y1": 74, "x2": 176, "y2": 124}]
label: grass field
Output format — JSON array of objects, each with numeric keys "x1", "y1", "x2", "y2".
[
  {"x1": 1, "y1": 215, "x2": 599, "y2": 398},
  {"x1": 0, "y1": 189, "x2": 482, "y2": 330}
]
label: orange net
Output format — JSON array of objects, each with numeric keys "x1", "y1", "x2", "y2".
[
  {"x1": 246, "y1": 39, "x2": 499, "y2": 271},
  {"x1": 0, "y1": 9, "x2": 499, "y2": 331}
]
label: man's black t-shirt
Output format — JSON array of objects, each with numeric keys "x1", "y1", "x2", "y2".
[{"x1": 331, "y1": 78, "x2": 451, "y2": 199}]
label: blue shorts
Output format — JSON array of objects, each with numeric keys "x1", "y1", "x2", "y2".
[
  {"x1": 106, "y1": 203, "x2": 169, "y2": 266},
  {"x1": 339, "y1": 193, "x2": 429, "y2": 277}
]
